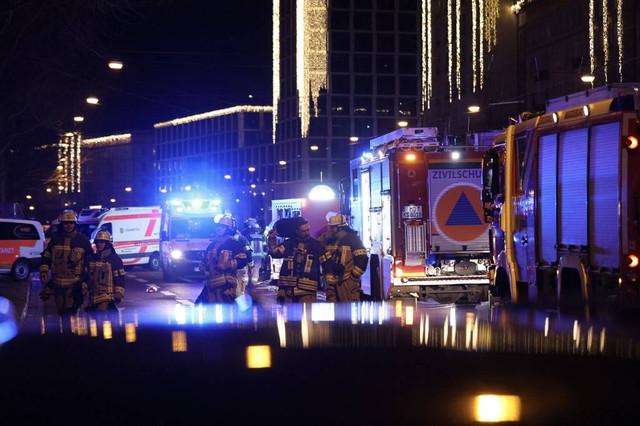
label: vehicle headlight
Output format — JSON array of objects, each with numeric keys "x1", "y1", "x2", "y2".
[{"x1": 170, "y1": 249, "x2": 183, "y2": 260}]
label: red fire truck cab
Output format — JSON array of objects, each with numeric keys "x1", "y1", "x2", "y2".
[{"x1": 347, "y1": 127, "x2": 493, "y2": 303}]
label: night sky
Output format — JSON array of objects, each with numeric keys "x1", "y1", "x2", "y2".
[{"x1": 84, "y1": 0, "x2": 273, "y2": 137}]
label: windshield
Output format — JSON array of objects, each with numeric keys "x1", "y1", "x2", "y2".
[{"x1": 170, "y1": 217, "x2": 216, "y2": 239}]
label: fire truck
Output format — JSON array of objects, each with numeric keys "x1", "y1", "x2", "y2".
[
  {"x1": 347, "y1": 127, "x2": 492, "y2": 303},
  {"x1": 481, "y1": 83, "x2": 640, "y2": 309},
  {"x1": 159, "y1": 198, "x2": 222, "y2": 281}
]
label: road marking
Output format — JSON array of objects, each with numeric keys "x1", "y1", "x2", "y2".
[
  {"x1": 128, "y1": 274, "x2": 137, "y2": 278},
  {"x1": 160, "y1": 290, "x2": 176, "y2": 296},
  {"x1": 176, "y1": 299, "x2": 194, "y2": 306},
  {"x1": 181, "y1": 278, "x2": 199, "y2": 283},
  {"x1": 135, "y1": 278, "x2": 148, "y2": 283}
]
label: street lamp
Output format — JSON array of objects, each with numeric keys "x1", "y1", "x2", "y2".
[
  {"x1": 581, "y1": 73, "x2": 595, "y2": 83},
  {"x1": 349, "y1": 136, "x2": 359, "y2": 143},
  {"x1": 46, "y1": 188, "x2": 52, "y2": 193},
  {"x1": 73, "y1": 116, "x2": 84, "y2": 122},
  {"x1": 310, "y1": 145, "x2": 319, "y2": 151},
  {"x1": 397, "y1": 120, "x2": 408, "y2": 128},
  {"x1": 124, "y1": 187, "x2": 132, "y2": 192},
  {"x1": 108, "y1": 60, "x2": 123, "y2": 70},
  {"x1": 110, "y1": 198, "x2": 116, "y2": 203},
  {"x1": 86, "y1": 96, "x2": 99, "y2": 105},
  {"x1": 248, "y1": 166, "x2": 256, "y2": 172},
  {"x1": 26, "y1": 195, "x2": 32, "y2": 199},
  {"x1": 278, "y1": 160, "x2": 287, "y2": 166},
  {"x1": 224, "y1": 174, "x2": 231, "y2": 180},
  {"x1": 467, "y1": 105, "x2": 480, "y2": 133}
]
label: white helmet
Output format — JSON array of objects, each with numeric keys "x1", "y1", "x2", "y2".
[
  {"x1": 217, "y1": 215, "x2": 236, "y2": 231},
  {"x1": 328, "y1": 214, "x2": 348, "y2": 227},
  {"x1": 59, "y1": 209, "x2": 77, "y2": 223}
]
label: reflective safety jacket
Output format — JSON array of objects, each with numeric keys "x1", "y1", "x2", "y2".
[
  {"x1": 233, "y1": 232, "x2": 254, "y2": 268},
  {"x1": 268, "y1": 236, "x2": 330, "y2": 293},
  {"x1": 40, "y1": 231, "x2": 93, "y2": 287},
  {"x1": 325, "y1": 228, "x2": 368, "y2": 285},
  {"x1": 199, "y1": 236, "x2": 248, "y2": 288},
  {"x1": 82, "y1": 246, "x2": 125, "y2": 304}
]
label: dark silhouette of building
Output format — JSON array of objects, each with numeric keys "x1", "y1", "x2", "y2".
[{"x1": 153, "y1": 106, "x2": 273, "y2": 223}]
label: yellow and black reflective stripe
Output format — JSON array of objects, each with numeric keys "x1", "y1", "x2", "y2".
[
  {"x1": 353, "y1": 249, "x2": 367, "y2": 257},
  {"x1": 352, "y1": 265, "x2": 365, "y2": 278}
]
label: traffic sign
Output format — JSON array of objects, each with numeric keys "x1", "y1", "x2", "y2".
[{"x1": 432, "y1": 183, "x2": 487, "y2": 244}]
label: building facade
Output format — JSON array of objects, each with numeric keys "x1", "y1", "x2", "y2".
[
  {"x1": 273, "y1": 0, "x2": 423, "y2": 197},
  {"x1": 153, "y1": 106, "x2": 273, "y2": 223},
  {"x1": 81, "y1": 132, "x2": 155, "y2": 207}
]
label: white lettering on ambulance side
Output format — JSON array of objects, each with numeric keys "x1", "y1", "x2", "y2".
[
  {"x1": 0, "y1": 248, "x2": 15, "y2": 254},
  {"x1": 431, "y1": 169, "x2": 482, "y2": 179}
]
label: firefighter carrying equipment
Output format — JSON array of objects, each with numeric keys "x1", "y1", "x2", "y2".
[
  {"x1": 199, "y1": 235, "x2": 248, "y2": 290},
  {"x1": 268, "y1": 233, "x2": 331, "y2": 294},
  {"x1": 94, "y1": 229, "x2": 113, "y2": 243}
]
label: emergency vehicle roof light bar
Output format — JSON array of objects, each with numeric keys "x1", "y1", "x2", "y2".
[
  {"x1": 546, "y1": 83, "x2": 640, "y2": 113},
  {"x1": 370, "y1": 128, "x2": 439, "y2": 150}
]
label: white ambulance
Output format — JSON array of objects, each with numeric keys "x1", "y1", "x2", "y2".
[
  {"x1": 0, "y1": 218, "x2": 45, "y2": 280},
  {"x1": 91, "y1": 207, "x2": 162, "y2": 270}
]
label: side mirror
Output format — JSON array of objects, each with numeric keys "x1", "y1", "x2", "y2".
[{"x1": 160, "y1": 230, "x2": 167, "y2": 241}]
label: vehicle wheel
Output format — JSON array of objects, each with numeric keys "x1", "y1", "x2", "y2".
[
  {"x1": 147, "y1": 253, "x2": 161, "y2": 271},
  {"x1": 11, "y1": 259, "x2": 31, "y2": 281}
]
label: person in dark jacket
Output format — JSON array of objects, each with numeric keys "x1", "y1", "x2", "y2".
[
  {"x1": 82, "y1": 229, "x2": 125, "y2": 315},
  {"x1": 196, "y1": 215, "x2": 248, "y2": 304},
  {"x1": 268, "y1": 218, "x2": 331, "y2": 304},
  {"x1": 39, "y1": 209, "x2": 93, "y2": 317},
  {"x1": 324, "y1": 214, "x2": 368, "y2": 302}
]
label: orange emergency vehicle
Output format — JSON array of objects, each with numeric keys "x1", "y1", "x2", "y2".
[
  {"x1": 482, "y1": 83, "x2": 640, "y2": 310},
  {"x1": 0, "y1": 218, "x2": 45, "y2": 280}
]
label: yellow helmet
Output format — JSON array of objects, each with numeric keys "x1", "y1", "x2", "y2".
[
  {"x1": 58, "y1": 209, "x2": 77, "y2": 223},
  {"x1": 94, "y1": 229, "x2": 112, "y2": 243}
]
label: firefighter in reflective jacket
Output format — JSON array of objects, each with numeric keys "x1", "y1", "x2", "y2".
[
  {"x1": 268, "y1": 218, "x2": 331, "y2": 304},
  {"x1": 82, "y1": 229, "x2": 125, "y2": 313},
  {"x1": 39, "y1": 209, "x2": 93, "y2": 316},
  {"x1": 325, "y1": 214, "x2": 368, "y2": 302},
  {"x1": 197, "y1": 215, "x2": 248, "y2": 303}
]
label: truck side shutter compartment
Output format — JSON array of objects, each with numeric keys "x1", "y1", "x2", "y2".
[
  {"x1": 538, "y1": 133, "x2": 558, "y2": 265},
  {"x1": 558, "y1": 128, "x2": 588, "y2": 248},
  {"x1": 589, "y1": 122, "x2": 621, "y2": 268}
]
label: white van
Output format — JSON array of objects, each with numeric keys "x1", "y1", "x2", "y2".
[
  {"x1": 92, "y1": 207, "x2": 162, "y2": 270},
  {"x1": 0, "y1": 218, "x2": 45, "y2": 280}
]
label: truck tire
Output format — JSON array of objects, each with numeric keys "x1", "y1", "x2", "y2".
[
  {"x1": 370, "y1": 254, "x2": 383, "y2": 301},
  {"x1": 146, "y1": 253, "x2": 161, "y2": 271},
  {"x1": 11, "y1": 259, "x2": 31, "y2": 281}
]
